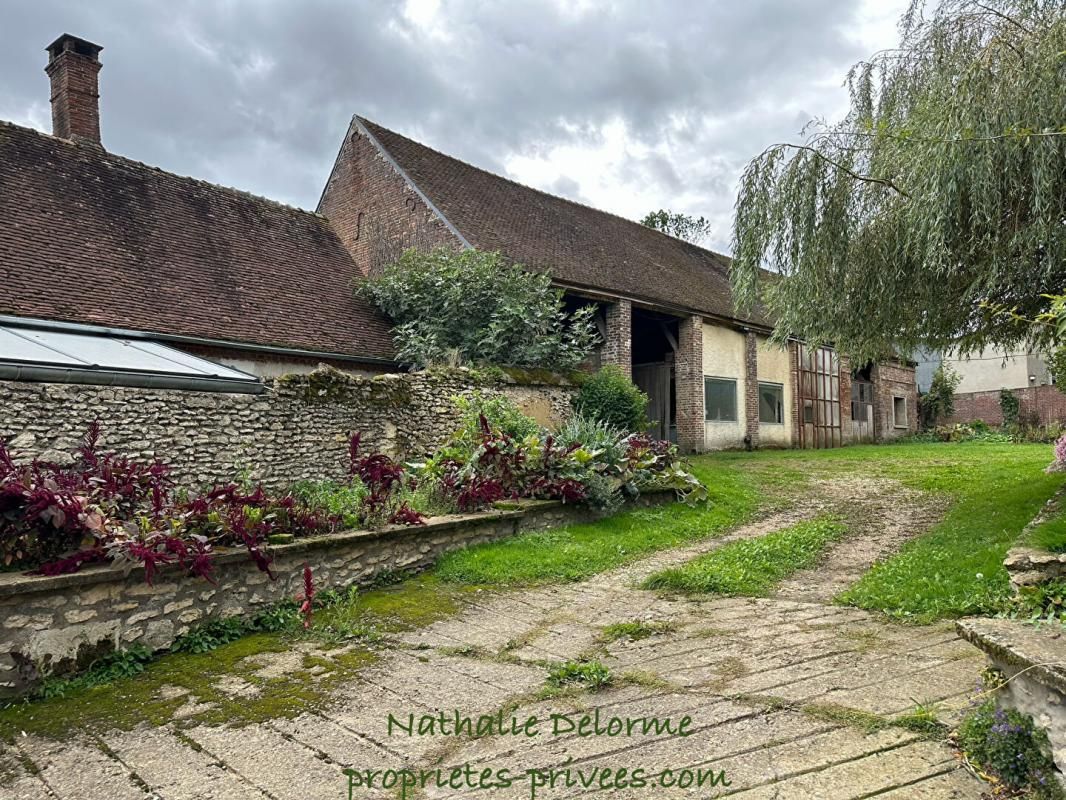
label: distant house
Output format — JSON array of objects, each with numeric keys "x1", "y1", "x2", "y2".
[
  {"x1": 917, "y1": 347, "x2": 1064, "y2": 426},
  {"x1": 0, "y1": 33, "x2": 918, "y2": 451}
]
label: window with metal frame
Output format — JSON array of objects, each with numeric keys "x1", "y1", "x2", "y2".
[
  {"x1": 893, "y1": 396, "x2": 908, "y2": 428},
  {"x1": 704, "y1": 377, "x2": 737, "y2": 422},
  {"x1": 758, "y1": 382, "x2": 784, "y2": 424}
]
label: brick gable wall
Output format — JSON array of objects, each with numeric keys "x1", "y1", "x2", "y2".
[
  {"x1": 872, "y1": 362, "x2": 919, "y2": 439},
  {"x1": 319, "y1": 123, "x2": 462, "y2": 277}
]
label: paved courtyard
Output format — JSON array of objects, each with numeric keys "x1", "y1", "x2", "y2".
[{"x1": 0, "y1": 491, "x2": 989, "y2": 800}]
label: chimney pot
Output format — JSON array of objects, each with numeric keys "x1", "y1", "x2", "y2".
[{"x1": 45, "y1": 33, "x2": 104, "y2": 145}]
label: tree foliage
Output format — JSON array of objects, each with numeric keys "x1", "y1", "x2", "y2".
[
  {"x1": 732, "y1": 0, "x2": 1066, "y2": 362},
  {"x1": 640, "y1": 210, "x2": 713, "y2": 245},
  {"x1": 359, "y1": 248, "x2": 598, "y2": 370},
  {"x1": 920, "y1": 362, "x2": 962, "y2": 428}
]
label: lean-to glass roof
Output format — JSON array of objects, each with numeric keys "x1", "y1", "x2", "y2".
[{"x1": 0, "y1": 318, "x2": 262, "y2": 393}]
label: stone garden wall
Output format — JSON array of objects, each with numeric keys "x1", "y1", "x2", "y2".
[
  {"x1": 957, "y1": 618, "x2": 1066, "y2": 790},
  {"x1": 0, "y1": 366, "x2": 575, "y2": 489},
  {"x1": 0, "y1": 492, "x2": 672, "y2": 696}
]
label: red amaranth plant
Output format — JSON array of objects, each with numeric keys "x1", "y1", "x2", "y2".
[
  {"x1": 347, "y1": 432, "x2": 425, "y2": 526},
  {"x1": 3, "y1": 423, "x2": 339, "y2": 583},
  {"x1": 298, "y1": 562, "x2": 315, "y2": 629}
]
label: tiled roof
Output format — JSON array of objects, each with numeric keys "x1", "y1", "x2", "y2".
[
  {"x1": 359, "y1": 117, "x2": 771, "y2": 328},
  {"x1": 0, "y1": 121, "x2": 395, "y2": 361}
]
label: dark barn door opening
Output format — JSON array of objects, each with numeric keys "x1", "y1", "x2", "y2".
[
  {"x1": 632, "y1": 311, "x2": 680, "y2": 442},
  {"x1": 797, "y1": 344, "x2": 842, "y2": 448}
]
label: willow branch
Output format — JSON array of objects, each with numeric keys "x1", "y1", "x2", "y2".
[{"x1": 767, "y1": 143, "x2": 912, "y2": 198}]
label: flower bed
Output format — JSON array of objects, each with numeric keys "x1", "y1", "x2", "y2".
[
  {"x1": 2, "y1": 402, "x2": 704, "y2": 585},
  {"x1": 0, "y1": 397, "x2": 704, "y2": 695},
  {"x1": 0, "y1": 491, "x2": 674, "y2": 696}
]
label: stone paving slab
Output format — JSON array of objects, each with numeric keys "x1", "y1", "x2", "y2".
[
  {"x1": 104, "y1": 726, "x2": 271, "y2": 800},
  {"x1": 15, "y1": 736, "x2": 145, "y2": 800},
  {"x1": 0, "y1": 491, "x2": 992, "y2": 800},
  {"x1": 722, "y1": 740, "x2": 963, "y2": 799}
]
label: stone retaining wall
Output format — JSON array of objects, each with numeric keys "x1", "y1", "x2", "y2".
[
  {"x1": 0, "y1": 366, "x2": 575, "y2": 489},
  {"x1": 0, "y1": 492, "x2": 673, "y2": 696},
  {"x1": 956, "y1": 618, "x2": 1066, "y2": 790},
  {"x1": 1005, "y1": 546, "x2": 1066, "y2": 589}
]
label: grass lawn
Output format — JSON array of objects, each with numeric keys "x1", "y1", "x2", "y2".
[
  {"x1": 435, "y1": 460, "x2": 759, "y2": 585},
  {"x1": 795, "y1": 442, "x2": 1060, "y2": 621},
  {"x1": 643, "y1": 516, "x2": 846, "y2": 596},
  {"x1": 437, "y1": 442, "x2": 1062, "y2": 621},
  {"x1": 1026, "y1": 502, "x2": 1066, "y2": 553}
]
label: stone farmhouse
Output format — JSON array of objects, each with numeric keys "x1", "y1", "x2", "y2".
[{"x1": 0, "y1": 34, "x2": 917, "y2": 457}]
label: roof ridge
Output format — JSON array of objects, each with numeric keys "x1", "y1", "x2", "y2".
[
  {"x1": 0, "y1": 118, "x2": 330, "y2": 223},
  {"x1": 355, "y1": 115, "x2": 734, "y2": 266}
]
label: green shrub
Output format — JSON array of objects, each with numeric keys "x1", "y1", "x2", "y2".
[
  {"x1": 290, "y1": 479, "x2": 367, "y2": 529},
  {"x1": 1000, "y1": 389, "x2": 1021, "y2": 427},
  {"x1": 574, "y1": 366, "x2": 649, "y2": 432},
  {"x1": 358, "y1": 247, "x2": 598, "y2": 370},
  {"x1": 920, "y1": 363, "x2": 962, "y2": 429},
  {"x1": 957, "y1": 701, "x2": 1062, "y2": 798},
  {"x1": 452, "y1": 392, "x2": 540, "y2": 446}
]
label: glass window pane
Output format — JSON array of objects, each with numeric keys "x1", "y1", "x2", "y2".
[
  {"x1": 704, "y1": 378, "x2": 737, "y2": 421},
  {"x1": 758, "y1": 382, "x2": 783, "y2": 424}
]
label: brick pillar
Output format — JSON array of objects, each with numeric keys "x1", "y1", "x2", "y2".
[
  {"x1": 839, "y1": 356, "x2": 853, "y2": 443},
  {"x1": 744, "y1": 332, "x2": 759, "y2": 448},
  {"x1": 601, "y1": 300, "x2": 632, "y2": 379},
  {"x1": 870, "y1": 363, "x2": 885, "y2": 442},
  {"x1": 788, "y1": 340, "x2": 801, "y2": 447},
  {"x1": 676, "y1": 315, "x2": 704, "y2": 453}
]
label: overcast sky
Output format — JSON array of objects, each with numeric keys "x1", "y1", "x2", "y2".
[{"x1": 1, "y1": 0, "x2": 907, "y2": 253}]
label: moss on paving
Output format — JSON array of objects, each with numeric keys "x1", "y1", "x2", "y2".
[
  {"x1": 0, "y1": 574, "x2": 477, "y2": 742},
  {"x1": 0, "y1": 634, "x2": 378, "y2": 740},
  {"x1": 740, "y1": 696, "x2": 948, "y2": 741}
]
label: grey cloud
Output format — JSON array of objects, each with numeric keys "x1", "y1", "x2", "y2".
[{"x1": 0, "y1": 0, "x2": 886, "y2": 238}]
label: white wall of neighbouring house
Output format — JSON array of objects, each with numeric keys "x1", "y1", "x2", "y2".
[
  {"x1": 702, "y1": 323, "x2": 747, "y2": 449},
  {"x1": 756, "y1": 336, "x2": 792, "y2": 447},
  {"x1": 943, "y1": 347, "x2": 1049, "y2": 394}
]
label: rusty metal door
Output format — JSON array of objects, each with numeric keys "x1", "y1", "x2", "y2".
[{"x1": 797, "y1": 344, "x2": 842, "y2": 448}]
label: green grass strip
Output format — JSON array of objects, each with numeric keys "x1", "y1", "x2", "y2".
[
  {"x1": 1027, "y1": 505, "x2": 1066, "y2": 553},
  {"x1": 642, "y1": 516, "x2": 846, "y2": 596},
  {"x1": 435, "y1": 461, "x2": 758, "y2": 586},
  {"x1": 836, "y1": 445, "x2": 1064, "y2": 621}
]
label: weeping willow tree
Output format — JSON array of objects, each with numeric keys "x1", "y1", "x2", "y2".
[{"x1": 731, "y1": 0, "x2": 1066, "y2": 362}]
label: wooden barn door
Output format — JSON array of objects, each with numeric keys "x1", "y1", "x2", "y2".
[
  {"x1": 797, "y1": 345, "x2": 842, "y2": 448},
  {"x1": 850, "y1": 379, "x2": 875, "y2": 442},
  {"x1": 633, "y1": 362, "x2": 671, "y2": 441}
]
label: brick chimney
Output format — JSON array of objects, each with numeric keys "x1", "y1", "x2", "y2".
[{"x1": 45, "y1": 34, "x2": 104, "y2": 145}]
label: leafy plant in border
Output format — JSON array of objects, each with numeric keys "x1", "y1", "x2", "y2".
[
  {"x1": 957, "y1": 700, "x2": 1063, "y2": 799},
  {"x1": 347, "y1": 433, "x2": 425, "y2": 527},
  {"x1": 573, "y1": 365, "x2": 650, "y2": 433}
]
